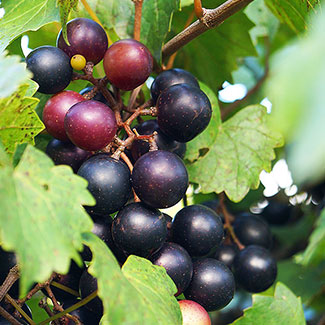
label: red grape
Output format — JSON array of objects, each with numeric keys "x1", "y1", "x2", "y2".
[{"x1": 178, "y1": 300, "x2": 211, "y2": 325}]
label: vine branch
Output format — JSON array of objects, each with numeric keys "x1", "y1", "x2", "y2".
[{"x1": 133, "y1": 0, "x2": 144, "y2": 41}]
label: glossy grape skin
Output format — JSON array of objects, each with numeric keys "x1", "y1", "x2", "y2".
[
  {"x1": 261, "y1": 201, "x2": 292, "y2": 225},
  {"x1": 131, "y1": 120, "x2": 186, "y2": 161},
  {"x1": 150, "y1": 243, "x2": 193, "y2": 296},
  {"x1": 77, "y1": 154, "x2": 132, "y2": 215},
  {"x1": 233, "y1": 245, "x2": 277, "y2": 293},
  {"x1": 214, "y1": 244, "x2": 239, "y2": 269},
  {"x1": 57, "y1": 18, "x2": 108, "y2": 65},
  {"x1": 111, "y1": 202, "x2": 167, "y2": 257},
  {"x1": 157, "y1": 84, "x2": 212, "y2": 142},
  {"x1": 171, "y1": 205, "x2": 224, "y2": 257},
  {"x1": 178, "y1": 300, "x2": 211, "y2": 325},
  {"x1": 43, "y1": 91, "x2": 85, "y2": 141},
  {"x1": 26, "y1": 46, "x2": 72, "y2": 94},
  {"x1": 151, "y1": 68, "x2": 200, "y2": 104},
  {"x1": 64, "y1": 100, "x2": 117, "y2": 151},
  {"x1": 131, "y1": 150, "x2": 188, "y2": 208},
  {"x1": 233, "y1": 213, "x2": 272, "y2": 249},
  {"x1": 184, "y1": 258, "x2": 235, "y2": 312},
  {"x1": 103, "y1": 39, "x2": 153, "y2": 90}
]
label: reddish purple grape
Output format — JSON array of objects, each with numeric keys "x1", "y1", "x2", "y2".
[
  {"x1": 64, "y1": 100, "x2": 117, "y2": 151},
  {"x1": 57, "y1": 18, "x2": 108, "y2": 65},
  {"x1": 178, "y1": 300, "x2": 211, "y2": 325},
  {"x1": 43, "y1": 91, "x2": 85, "y2": 141},
  {"x1": 103, "y1": 39, "x2": 153, "y2": 90}
]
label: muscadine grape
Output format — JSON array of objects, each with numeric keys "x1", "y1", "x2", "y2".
[
  {"x1": 214, "y1": 244, "x2": 239, "y2": 269},
  {"x1": 26, "y1": 46, "x2": 72, "y2": 94},
  {"x1": 261, "y1": 200, "x2": 293, "y2": 225},
  {"x1": 178, "y1": 300, "x2": 211, "y2": 325},
  {"x1": 57, "y1": 18, "x2": 108, "y2": 65},
  {"x1": 70, "y1": 54, "x2": 86, "y2": 70},
  {"x1": 64, "y1": 100, "x2": 117, "y2": 151},
  {"x1": 43, "y1": 90, "x2": 85, "y2": 141},
  {"x1": 103, "y1": 39, "x2": 153, "y2": 90}
]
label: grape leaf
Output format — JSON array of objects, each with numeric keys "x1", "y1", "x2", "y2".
[
  {"x1": 83, "y1": 232, "x2": 182, "y2": 325},
  {"x1": 0, "y1": 145, "x2": 95, "y2": 293},
  {"x1": 0, "y1": 52, "x2": 32, "y2": 98},
  {"x1": 295, "y1": 209, "x2": 325, "y2": 267},
  {"x1": 233, "y1": 282, "x2": 305, "y2": 325},
  {"x1": 0, "y1": 0, "x2": 60, "y2": 53},
  {"x1": 186, "y1": 105, "x2": 283, "y2": 202},
  {"x1": 0, "y1": 84, "x2": 44, "y2": 155}
]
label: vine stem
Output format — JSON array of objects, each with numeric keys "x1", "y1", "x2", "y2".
[
  {"x1": 194, "y1": 0, "x2": 204, "y2": 19},
  {"x1": 162, "y1": 0, "x2": 254, "y2": 60},
  {"x1": 0, "y1": 306, "x2": 21, "y2": 325},
  {"x1": 133, "y1": 0, "x2": 144, "y2": 41},
  {"x1": 5, "y1": 295, "x2": 35, "y2": 325},
  {"x1": 0, "y1": 265, "x2": 19, "y2": 302}
]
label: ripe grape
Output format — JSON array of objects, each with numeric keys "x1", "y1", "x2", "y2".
[
  {"x1": 184, "y1": 258, "x2": 235, "y2": 311},
  {"x1": 261, "y1": 200, "x2": 293, "y2": 225},
  {"x1": 214, "y1": 244, "x2": 239, "y2": 269},
  {"x1": 157, "y1": 84, "x2": 212, "y2": 142},
  {"x1": 26, "y1": 46, "x2": 72, "y2": 94},
  {"x1": 233, "y1": 245, "x2": 277, "y2": 293},
  {"x1": 103, "y1": 39, "x2": 153, "y2": 90},
  {"x1": 111, "y1": 202, "x2": 167, "y2": 257},
  {"x1": 151, "y1": 68, "x2": 200, "y2": 104},
  {"x1": 64, "y1": 100, "x2": 117, "y2": 151},
  {"x1": 178, "y1": 300, "x2": 211, "y2": 325},
  {"x1": 77, "y1": 154, "x2": 132, "y2": 215},
  {"x1": 57, "y1": 18, "x2": 108, "y2": 65},
  {"x1": 131, "y1": 150, "x2": 188, "y2": 208},
  {"x1": 150, "y1": 242, "x2": 193, "y2": 296},
  {"x1": 43, "y1": 90, "x2": 85, "y2": 141},
  {"x1": 171, "y1": 205, "x2": 224, "y2": 256}
]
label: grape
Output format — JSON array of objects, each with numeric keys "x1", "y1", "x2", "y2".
[
  {"x1": 171, "y1": 205, "x2": 224, "y2": 257},
  {"x1": 70, "y1": 54, "x2": 86, "y2": 70},
  {"x1": 57, "y1": 18, "x2": 108, "y2": 65},
  {"x1": 214, "y1": 244, "x2": 239, "y2": 269},
  {"x1": 233, "y1": 213, "x2": 272, "y2": 249},
  {"x1": 103, "y1": 39, "x2": 153, "y2": 90},
  {"x1": 111, "y1": 202, "x2": 167, "y2": 257},
  {"x1": 131, "y1": 120, "x2": 186, "y2": 161},
  {"x1": 233, "y1": 245, "x2": 277, "y2": 293},
  {"x1": 157, "y1": 84, "x2": 212, "y2": 142},
  {"x1": 131, "y1": 150, "x2": 188, "y2": 208},
  {"x1": 151, "y1": 68, "x2": 200, "y2": 104},
  {"x1": 26, "y1": 46, "x2": 72, "y2": 94},
  {"x1": 261, "y1": 200, "x2": 293, "y2": 225},
  {"x1": 77, "y1": 154, "x2": 132, "y2": 215},
  {"x1": 184, "y1": 258, "x2": 235, "y2": 311},
  {"x1": 178, "y1": 300, "x2": 211, "y2": 325},
  {"x1": 46, "y1": 139, "x2": 91, "y2": 172},
  {"x1": 64, "y1": 100, "x2": 117, "y2": 151},
  {"x1": 43, "y1": 91, "x2": 85, "y2": 141},
  {"x1": 150, "y1": 242, "x2": 193, "y2": 296}
]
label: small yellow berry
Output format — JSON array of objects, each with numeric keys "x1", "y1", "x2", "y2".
[{"x1": 70, "y1": 54, "x2": 86, "y2": 70}]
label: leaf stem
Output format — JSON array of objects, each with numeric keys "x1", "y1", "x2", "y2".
[{"x1": 133, "y1": 0, "x2": 144, "y2": 41}]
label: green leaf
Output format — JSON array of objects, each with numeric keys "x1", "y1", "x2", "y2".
[
  {"x1": 57, "y1": 0, "x2": 78, "y2": 45},
  {"x1": 233, "y1": 282, "x2": 306, "y2": 325},
  {"x1": 0, "y1": 145, "x2": 95, "y2": 293},
  {"x1": 0, "y1": 0, "x2": 60, "y2": 53},
  {"x1": 0, "y1": 84, "x2": 45, "y2": 155},
  {"x1": 0, "y1": 52, "x2": 32, "y2": 98},
  {"x1": 83, "y1": 233, "x2": 182, "y2": 325},
  {"x1": 186, "y1": 105, "x2": 283, "y2": 202},
  {"x1": 264, "y1": 0, "x2": 320, "y2": 34},
  {"x1": 295, "y1": 209, "x2": 325, "y2": 266}
]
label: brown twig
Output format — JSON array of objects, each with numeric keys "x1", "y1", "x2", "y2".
[
  {"x1": 39, "y1": 298, "x2": 60, "y2": 325},
  {"x1": 5, "y1": 294, "x2": 35, "y2": 325},
  {"x1": 0, "y1": 265, "x2": 20, "y2": 303},
  {"x1": 133, "y1": 0, "x2": 144, "y2": 41},
  {"x1": 0, "y1": 305, "x2": 22, "y2": 325}
]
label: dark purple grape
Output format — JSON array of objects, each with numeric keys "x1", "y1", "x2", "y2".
[
  {"x1": 214, "y1": 244, "x2": 239, "y2": 269},
  {"x1": 0, "y1": 248, "x2": 19, "y2": 299},
  {"x1": 261, "y1": 201, "x2": 293, "y2": 225},
  {"x1": 171, "y1": 205, "x2": 224, "y2": 257},
  {"x1": 184, "y1": 258, "x2": 235, "y2": 311},
  {"x1": 131, "y1": 120, "x2": 186, "y2": 161},
  {"x1": 233, "y1": 213, "x2": 272, "y2": 249},
  {"x1": 150, "y1": 242, "x2": 193, "y2": 296},
  {"x1": 111, "y1": 202, "x2": 167, "y2": 257},
  {"x1": 57, "y1": 18, "x2": 108, "y2": 65},
  {"x1": 131, "y1": 150, "x2": 188, "y2": 208},
  {"x1": 157, "y1": 84, "x2": 212, "y2": 142},
  {"x1": 103, "y1": 39, "x2": 153, "y2": 90},
  {"x1": 150, "y1": 68, "x2": 199, "y2": 104},
  {"x1": 77, "y1": 154, "x2": 132, "y2": 215},
  {"x1": 43, "y1": 91, "x2": 85, "y2": 141},
  {"x1": 46, "y1": 139, "x2": 91, "y2": 172},
  {"x1": 26, "y1": 46, "x2": 72, "y2": 94},
  {"x1": 64, "y1": 100, "x2": 117, "y2": 151},
  {"x1": 233, "y1": 245, "x2": 277, "y2": 293}
]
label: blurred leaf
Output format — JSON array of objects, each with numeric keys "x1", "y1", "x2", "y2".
[
  {"x1": 0, "y1": 84, "x2": 44, "y2": 155},
  {"x1": 57, "y1": 0, "x2": 78, "y2": 45},
  {"x1": 25, "y1": 80, "x2": 39, "y2": 97},
  {"x1": 0, "y1": 145, "x2": 94, "y2": 293},
  {"x1": 186, "y1": 105, "x2": 283, "y2": 202},
  {"x1": 180, "y1": 0, "x2": 193, "y2": 7},
  {"x1": 233, "y1": 282, "x2": 305, "y2": 325},
  {"x1": 83, "y1": 233, "x2": 182, "y2": 325},
  {"x1": 0, "y1": 0, "x2": 59, "y2": 52}
]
